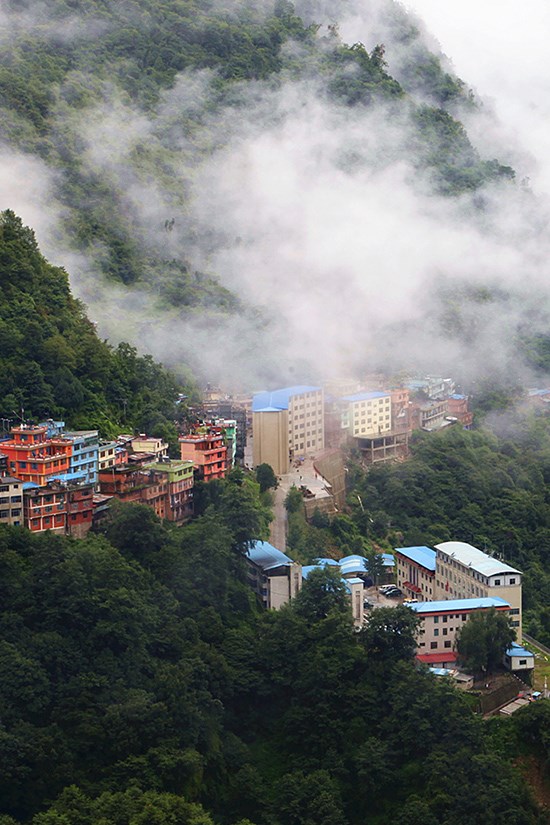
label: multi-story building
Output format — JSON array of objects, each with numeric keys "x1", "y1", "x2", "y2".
[
  {"x1": 341, "y1": 391, "x2": 392, "y2": 439},
  {"x1": 396, "y1": 546, "x2": 436, "y2": 600},
  {"x1": 179, "y1": 429, "x2": 227, "y2": 481},
  {"x1": 409, "y1": 596, "x2": 511, "y2": 667},
  {"x1": 0, "y1": 476, "x2": 23, "y2": 526},
  {"x1": 63, "y1": 430, "x2": 99, "y2": 486},
  {"x1": 406, "y1": 376, "x2": 455, "y2": 399},
  {"x1": 1, "y1": 425, "x2": 72, "y2": 486},
  {"x1": 98, "y1": 442, "x2": 118, "y2": 470},
  {"x1": 447, "y1": 394, "x2": 474, "y2": 428},
  {"x1": 411, "y1": 399, "x2": 450, "y2": 431},
  {"x1": 246, "y1": 540, "x2": 303, "y2": 609},
  {"x1": 98, "y1": 465, "x2": 168, "y2": 519},
  {"x1": 434, "y1": 541, "x2": 522, "y2": 638},
  {"x1": 143, "y1": 459, "x2": 194, "y2": 524},
  {"x1": 23, "y1": 481, "x2": 94, "y2": 536},
  {"x1": 390, "y1": 388, "x2": 411, "y2": 433},
  {"x1": 252, "y1": 385, "x2": 324, "y2": 475},
  {"x1": 131, "y1": 436, "x2": 169, "y2": 459}
]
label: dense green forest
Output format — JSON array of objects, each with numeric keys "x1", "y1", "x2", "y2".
[
  {"x1": 0, "y1": 210, "x2": 193, "y2": 438},
  {"x1": 283, "y1": 419, "x2": 550, "y2": 648},
  {"x1": 0, "y1": 0, "x2": 514, "y2": 311},
  {"x1": 0, "y1": 474, "x2": 548, "y2": 824}
]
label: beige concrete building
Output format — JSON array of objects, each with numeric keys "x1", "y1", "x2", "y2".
[
  {"x1": 131, "y1": 436, "x2": 169, "y2": 458},
  {"x1": 0, "y1": 476, "x2": 23, "y2": 526},
  {"x1": 411, "y1": 596, "x2": 512, "y2": 666},
  {"x1": 434, "y1": 541, "x2": 522, "y2": 638},
  {"x1": 252, "y1": 386, "x2": 324, "y2": 475},
  {"x1": 341, "y1": 391, "x2": 392, "y2": 438}
]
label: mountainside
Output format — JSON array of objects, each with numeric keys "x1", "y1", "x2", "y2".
[
  {"x1": 0, "y1": 209, "x2": 192, "y2": 437},
  {"x1": 0, "y1": 0, "x2": 525, "y2": 387}
]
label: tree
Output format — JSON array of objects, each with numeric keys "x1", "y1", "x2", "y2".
[
  {"x1": 361, "y1": 606, "x2": 421, "y2": 663},
  {"x1": 255, "y1": 463, "x2": 278, "y2": 493},
  {"x1": 293, "y1": 566, "x2": 349, "y2": 623},
  {"x1": 284, "y1": 486, "x2": 303, "y2": 513},
  {"x1": 363, "y1": 545, "x2": 386, "y2": 585},
  {"x1": 455, "y1": 608, "x2": 515, "y2": 675}
]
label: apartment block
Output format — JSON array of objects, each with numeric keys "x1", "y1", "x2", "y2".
[
  {"x1": 144, "y1": 459, "x2": 194, "y2": 524},
  {"x1": 179, "y1": 429, "x2": 227, "y2": 481},
  {"x1": 0, "y1": 476, "x2": 23, "y2": 526},
  {"x1": 246, "y1": 541, "x2": 302, "y2": 609},
  {"x1": 341, "y1": 391, "x2": 392, "y2": 438},
  {"x1": 1, "y1": 425, "x2": 72, "y2": 486},
  {"x1": 23, "y1": 480, "x2": 94, "y2": 536},
  {"x1": 434, "y1": 541, "x2": 522, "y2": 638},
  {"x1": 410, "y1": 596, "x2": 512, "y2": 666},
  {"x1": 395, "y1": 545, "x2": 436, "y2": 600},
  {"x1": 252, "y1": 386, "x2": 324, "y2": 475},
  {"x1": 131, "y1": 436, "x2": 169, "y2": 459}
]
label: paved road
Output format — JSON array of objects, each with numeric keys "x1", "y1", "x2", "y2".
[{"x1": 270, "y1": 483, "x2": 287, "y2": 551}]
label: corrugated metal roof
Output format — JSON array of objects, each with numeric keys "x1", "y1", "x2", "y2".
[
  {"x1": 435, "y1": 541, "x2": 521, "y2": 576},
  {"x1": 252, "y1": 386, "x2": 322, "y2": 412},
  {"x1": 395, "y1": 545, "x2": 436, "y2": 571},
  {"x1": 342, "y1": 391, "x2": 388, "y2": 402},
  {"x1": 246, "y1": 540, "x2": 295, "y2": 571},
  {"x1": 409, "y1": 596, "x2": 510, "y2": 614},
  {"x1": 505, "y1": 643, "x2": 534, "y2": 659}
]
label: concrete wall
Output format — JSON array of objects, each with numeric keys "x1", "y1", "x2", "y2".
[{"x1": 252, "y1": 409, "x2": 289, "y2": 475}]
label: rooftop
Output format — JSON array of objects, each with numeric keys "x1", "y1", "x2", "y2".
[
  {"x1": 342, "y1": 391, "x2": 388, "y2": 402},
  {"x1": 247, "y1": 540, "x2": 296, "y2": 571},
  {"x1": 409, "y1": 596, "x2": 510, "y2": 614},
  {"x1": 395, "y1": 545, "x2": 436, "y2": 572},
  {"x1": 0, "y1": 476, "x2": 23, "y2": 484},
  {"x1": 505, "y1": 643, "x2": 534, "y2": 660},
  {"x1": 252, "y1": 385, "x2": 322, "y2": 412},
  {"x1": 435, "y1": 541, "x2": 521, "y2": 577}
]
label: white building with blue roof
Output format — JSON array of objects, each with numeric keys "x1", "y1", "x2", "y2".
[
  {"x1": 340, "y1": 390, "x2": 392, "y2": 439},
  {"x1": 395, "y1": 545, "x2": 436, "y2": 601},
  {"x1": 246, "y1": 540, "x2": 302, "y2": 609},
  {"x1": 434, "y1": 541, "x2": 522, "y2": 638},
  {"x1": 252, "y1": 385, "x2": 324, "y2": 474},
  {"x1": 409, "y1": 596, "x2": 512, "y2": 667}
]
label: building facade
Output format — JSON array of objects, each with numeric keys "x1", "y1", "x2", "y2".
[
  {"x1": 341, "y1": 391, "x2": 392, "y2": 438},
  {"x1": 410, "y1": 596, "x2": 512, "y2": 666},
  {"x1": 252, "y1": 386, "x2": 324, "y2": 475},
  {"x1": 144, "y1": 459, "x2": 194, "y2": 524},
  {"x1": 1, "y1": 425, "x2": 72, "y2": 486},
  {"x1": 246, "y1": 541, "x2": 303, "y2": 609},
  {"x1": 434, "y1": 541, "x2": 522, "y2": 638},
  {"x1": 0, "y1": 476, "x2": 23, "y2": 526},
  {"x1": 23, "y1": 480, "x2": 94, "y2": 535},
  {"x1": 179, "y1": 430, "x2": 227, "y2": 481},
  {"x1": 395, "y1": 545, "x2": 436, "y2": 600}
]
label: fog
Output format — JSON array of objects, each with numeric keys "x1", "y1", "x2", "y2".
[{"x1": 1, "y1": 0, "x2": 550, "y2": 390}]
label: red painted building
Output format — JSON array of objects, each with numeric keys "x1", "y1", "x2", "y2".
[
  {"x1": 179, "y1": 430, "x2": 227, "y2": 481},
  {"x1": 447, "y1": 394, "x2": 474, "y2": 428},
  {"x1": 2, "y1": 425, "x2": 72, "y2": 486},
  {"x1": 23, "y1": 481, "x2": 93, "y2": 536}
]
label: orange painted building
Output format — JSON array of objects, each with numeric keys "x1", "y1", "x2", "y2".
[
  {"x1": 23, "y1": 481, "x2": 93, "y2": 536},
  {"x1": 179, "y1": 430, "x2": 227, "y2": 481},
  {"x1": 2, "y1": 425, "x2": 72, "y2": 486}
]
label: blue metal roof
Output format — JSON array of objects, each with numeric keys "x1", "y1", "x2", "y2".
[
  {"x1": 252, "y1": 386, "x2": 321, "y2": 412},
  {"x1": 395, "y1": 546, "x2": 436, "y2": 571},
  {"x1": 381, "y1": 553, "x2": 395, "y2": 567},
  {"x1": 409, "y1": 597, "x2": 510, "y2": 614},
  {"x1": 246, "y1": 540, "x2": 295, "y2": 571},
  {"x1": 450, "y1": 393, "x2": 466, "y2": 399},
  {"x1": 505, "y1": 643, "x2": 534, "y2": 659},
  {"x1": 342, "y1": 391, "x2": 387, "y2": 402},
  {"x1": 339, "y1": 555, "x2": 368, "y2": 575}
]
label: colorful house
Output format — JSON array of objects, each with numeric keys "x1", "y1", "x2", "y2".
[
  {"x1": 1, "y1": 425, "x2": 72, "y2": 486},
  {"x1": 179, "y1": 430, "x2": 227, "y2": 481}
]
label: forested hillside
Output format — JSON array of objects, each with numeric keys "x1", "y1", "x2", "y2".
[
  {"x1": 0, "y1": 477, "x2": 548, "y2": 824},
  {"x1": 0, "y1": 210, "x2": 193, "y2": 437},
  {"x1": 0, "y1": 0, "x2": 513, "y2": 308}
]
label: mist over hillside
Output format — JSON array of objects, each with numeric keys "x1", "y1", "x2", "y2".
[{"x1": 1, "y1": 0, "x2": 549, "y2": 389}]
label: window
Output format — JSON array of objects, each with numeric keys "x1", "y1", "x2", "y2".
[
  {"x1": 444, "y1": 641, "x2": 452, "y2": 648},
  {"x1": 461, "y1": 614, "x2": 467, "y2": 621},
  {"x1": 510, "y1": 578, "x2": 516, "y2": 584},
  {"x1": 519, "y1": 659, "x2": 527, "y2": 666},
  {"x1": 430, "y1": 642, "x2": 437, "y2": 649},
  {"x1": 510, "y1": 608, "x2": 520, "y2": 615},
  {"x1": 512, "y1": 620, "x2": 520, "y2": 627},
  {"x1": 443, "y1": 628, "x2": 448, "y2": 636},
  {"x1": 434, "y1": 629, "x2": 439, "y2": 637},
  {"x1": 433, "y1": 616, "x2": 439, "y2": 624},
  {"x1": 494, "y1": 579, "x2": 501, "y2": 586},
  {"x1": 443, "y1": 616, "x2": 448, "y2": 623}
]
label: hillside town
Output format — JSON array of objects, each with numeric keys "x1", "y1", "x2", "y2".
[{"x1": 0, "y1": 374, "x2": 544, "y2": 701}]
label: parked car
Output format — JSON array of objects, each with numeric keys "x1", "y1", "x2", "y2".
[
  {"x1": 384, "y1": 588, "x2": 403, "y2": 597},
  {"x1": 378, "y1": 584, "x2": 397, "y2": 593},
  {"x1": 403, "y1": 598, "x2": 419, "y2": 605}
]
